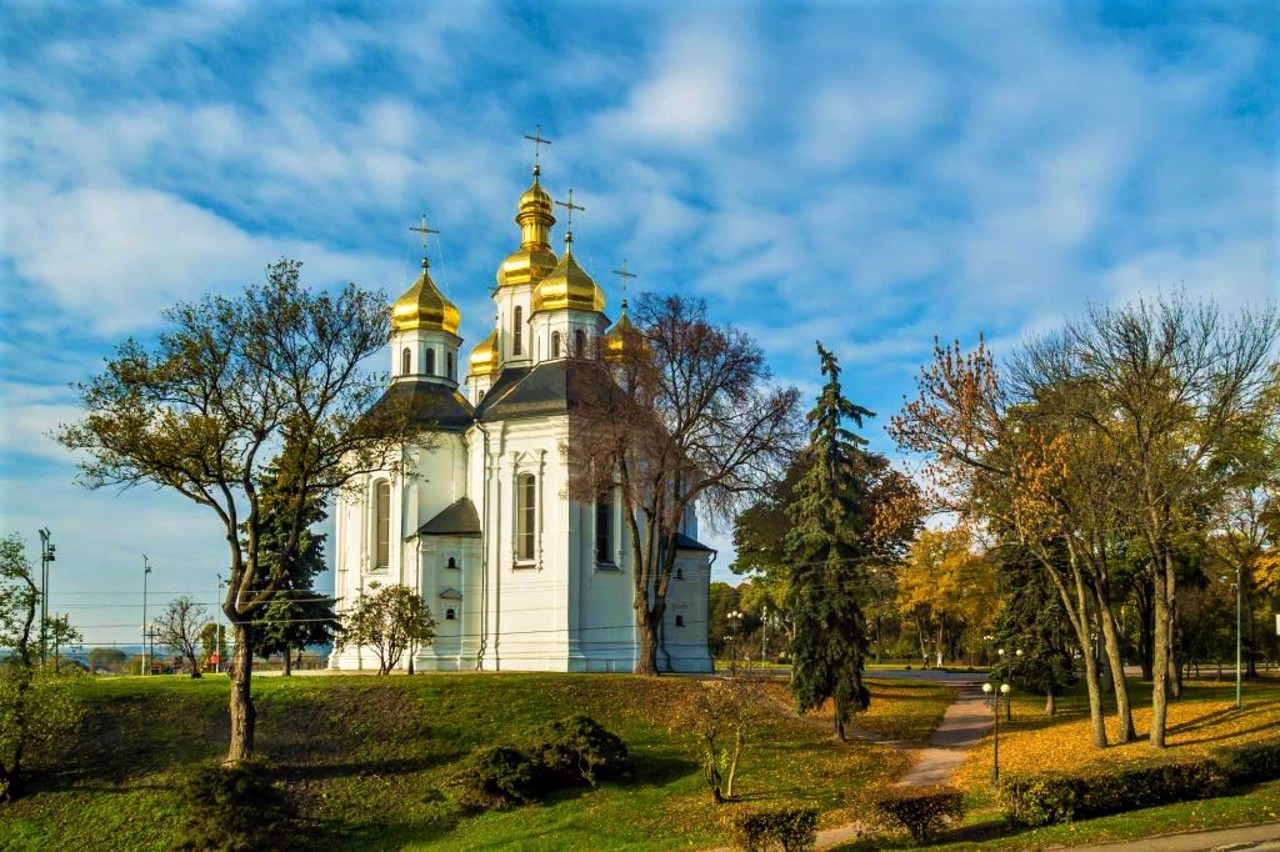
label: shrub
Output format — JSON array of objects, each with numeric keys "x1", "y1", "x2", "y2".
[
  {"x1": 1001, "y1": 752, "x2": 1259, "y2": 827},
  {"x1": 874, "y1": 785, "x2": 964, "y2": 844},
  {"x1": 527, "y1": 714, "x2": 631, "y2": 787},
  {"x1": 450, "y1": 745, "x2": 540, "y2": 811},
  {"x1": 173, "y1": 759, "x2": 297, "y2": 851},
  {"x1": 730, "y1": 807, "x2": 818, "y2": 852}
]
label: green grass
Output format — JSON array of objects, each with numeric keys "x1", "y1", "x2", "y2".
[{"x1": 0, "y1": 673, "x2": 946, "y2": 851}]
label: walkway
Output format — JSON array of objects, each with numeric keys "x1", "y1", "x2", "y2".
[{"x1": 1062, "y1": 821, "x2": 1280, "y2": 851}]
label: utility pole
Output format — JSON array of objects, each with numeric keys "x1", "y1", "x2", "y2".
[
  {"x1": 38, "y1": 528, "x2": 55, "y2": 665},
  {"x1": 142, "y1": 555, "x2": 152, "y2": 676},
  {"x1": 1236, "y1": 562, "x2": 1243, "y2": 709}
]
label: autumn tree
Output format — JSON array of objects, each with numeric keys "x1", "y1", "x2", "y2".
[
  {"x1": 55, "y1": 259, "x2": 427, "y2": 762},
  {"x1": 673, "y1": 677, "x2": 766, "y2": 803},
  {"x1": 1012, "y1": 295, "x2": 1278, "y2": 747},
  {"x1": 336, "y1": 583, "x2": 436, "y2": 675},
  {"x1": 788, "y1": 344, "x2": 915, "y2": 740},
  {"x1": 568, "y1": 294, "x2": 801, "y2": 675},
  {"x1": 896, "y1": 528, "x2": 997, "y2": 665},
  {"x1": 155, "y1": 597, "x2": 213, "y2": 677}
]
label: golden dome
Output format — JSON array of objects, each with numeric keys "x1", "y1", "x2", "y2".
[
  {"x1": 468, "y1": 328, "x2": 499, "y2": 377},
  {"x1": 497, "y1": 171, "x2": 559, "y2": 289},
  {"x1": 532, "y1": 241, "x2": 606, "y2": 314},
  {"x1": 604, "y1": 303, "x2": 644, "y2": 359},
  {"x1": 391, "y1": 259, "x2": 460, "y2": 335}
]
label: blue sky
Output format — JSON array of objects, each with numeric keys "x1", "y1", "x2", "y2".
[{"x1": 1, "y1": 1, "x2": 1275, "y2": 646}]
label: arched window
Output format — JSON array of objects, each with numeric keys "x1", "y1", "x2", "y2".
[
  {"x1": 675, "y1": 615, "x2": 685, "y2": 628},
  {"x1": 516, "y1": 472, "x2": 536, "y2": 561},
  {"x1": 551, "y1": 331, "x2": 562, "y2": 358},
  {"x1": 675, "y1": 567, "x2": 684, "y2": 580},
  {"x1": 574, "y1": 329, "x2": 586, "y2": 358},
  {"x1": 513, "y1": 306, "x2": 524, "y2": 355},
  {"x1": 446, "y1": 555, "x2": 458, "y2": 570},
  {"x1": 373, "y1": 481, "x2": 391, "y2": 570},
  {"x1": 477, "y1": 389, "x2": 486, "y2": 403},
  {"x1": 425, "y1": 349, "x2": 436, "y2": 376},
  {"x1": 446, "y1": 351, "x2": 455, "y2": 380},
  {"x1": 595, "y1": 492, "x2": 613, "y2": 563},
  {"x1": 401, "y1": 348, "x2": 411, "y2": 375},
  {"x1": 445, "y1": 608, "x2": 456, "y2": 621}
]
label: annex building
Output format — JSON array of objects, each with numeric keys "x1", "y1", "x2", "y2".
[{"x1": 328, "y1": 159, "x2": 714, "y2": 673}]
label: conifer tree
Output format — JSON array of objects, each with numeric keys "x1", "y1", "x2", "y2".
[{"x1": 787, "y1": 343, "x2": 876, "y2": 741}]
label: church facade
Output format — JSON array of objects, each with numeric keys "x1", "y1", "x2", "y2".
[{"x1": 328, "y1": 166, "x2": 714, "y2": 673}]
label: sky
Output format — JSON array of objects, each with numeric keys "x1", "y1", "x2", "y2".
[{"x1": 1, "y1": 0, "x2": 1276, "y2": 647}]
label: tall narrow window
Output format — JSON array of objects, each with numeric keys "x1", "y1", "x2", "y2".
[
  {"x1": 425, "y1": 349, "x2": 436, "y2": 376},
  {"x1": 374, "y1": 481, "x2": 390, "y2": 570},
  {"x1": 574, "y1": 329, "x2": 586, "y2": 358},
  {"x1": 551, "y1": 331, "x2": 562, "y2": 358},
  {"x1": 516, "y1": 472, "x2": 536, "y2": 561},
  {"x1": 446, "y1": 351, "x2": 455, "y2": 380},
  {"x1": 401, "y1": 348, "x2": 411, "y2": 375},
  {"x1": 513, "y1": 306, "x2": 524, "y2": 355},
  {"x1": 595, "y1": 493, "x2": 613, "y2": 563}
]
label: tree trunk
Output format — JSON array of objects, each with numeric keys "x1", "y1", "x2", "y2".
[
  {"x1": 834, "y1": 711, "x2": 846, "y2": 743},
  {"x1": 725, "y1": 728, "x2": 743, "y2": 799},
  {"x1": 636, "y1": 606, "x2": 661, "y2": 676},
  {"x1": 283, "y1": 648, "x2": 293, "y2": 677},
  {"x1": 1150, "y1": 560, "x2": 1171, "y2": 749},
  {"x1": 1095, "y1": 591, "x2": 1135, "y2": 742},
  {"x1": 226, "y1": 621, "x2": 257, "y2": 764},
  {"x1": 1133, "y1": 576, "x2": 1155, "y2": 681},
  {"x1": 1045, "y1": 690, "x2": 1056, "y2": 716}
]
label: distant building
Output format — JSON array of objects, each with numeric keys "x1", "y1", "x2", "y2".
[{"x1": 328, "y1": 164, "x2": 713, "y2": 673}]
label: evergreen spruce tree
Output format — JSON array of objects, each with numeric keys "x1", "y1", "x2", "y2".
[
  {"x1": 989, "y1": 549, "x2": 1078, "y2": 715},
  {"x1": 787, "y1": 343, "x2": 876, "y2": 741},
  {"x1": 250, "y1": 460, "x2": 339, "y2": 676}
]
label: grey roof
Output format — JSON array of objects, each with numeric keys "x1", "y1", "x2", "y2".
[
  {"x1": 364, "y1": 380, "x2": 475, "y2": 433},
  {"x1": 476, "y1": 360, "x2": 611, "y2": 422},
  {"x1": 674, "y1": 532, "x2": 715, "y2": 553},
  {"x1": 415, "y1": 497, "x2": 481, "y2": 537}
]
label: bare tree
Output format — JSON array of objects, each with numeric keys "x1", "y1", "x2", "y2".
[
  {"x1": 569, "y1": 294, "x2": 801, "y2": 675},
  {"x1": 156, "y1": 597, "x2": 213, "y2": 678},
  {"x1": 55, "y1": 259, "x2": 429, "y2": 762}
]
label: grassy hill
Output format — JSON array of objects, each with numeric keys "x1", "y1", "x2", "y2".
[{"x1": 0, "y1": 673, "x2": 954, "y2": 851}]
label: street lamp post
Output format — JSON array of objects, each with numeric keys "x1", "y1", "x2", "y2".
[
  {"x1": 727, "y1": 610, "x2": 742, "y2": 677},
  {"x1": 38, "y1": 528, "x2": 55, "y2": 665},
  {"x1": 761, "y1": 606, "x2": 769, "y2": 665},
  {"x1": 983, "y1": 681, "x2": 1012, "y2": 786},
  {"x1": 215, "y1": 573, "x2": 225, "y2": 674},
  {"x1": 1234, "y1": 565, "x2": 1243, "y2": 709},
  {"x1": 142, "y1": 555, "x2": 152, "y2": 676}
]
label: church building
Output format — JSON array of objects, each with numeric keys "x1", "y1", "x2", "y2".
[{"x1": 328, "y1": 160, "x2": 715, "y2": 673}]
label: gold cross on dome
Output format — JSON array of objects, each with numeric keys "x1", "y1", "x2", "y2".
[
  {"x1": 408, "y1": 213, "x2": 439, "y2": 265},
  {"x1": 555, "y1": 189, "x2": 585, "y2": 231},
  {"x1": 612, "y1": 259, "x2": 637, "y2": 304},
  {"x1": 523, "y1": 124, "x2": 553, "y2": 171}
]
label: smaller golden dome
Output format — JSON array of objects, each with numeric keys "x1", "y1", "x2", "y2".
[
  {"x1": 604, "y1": 303, "x2": 645, "y2": 360},
  {"x1": 468, "y1": 328, "x2": 499, "y2": 377},
  {"x1": 519, "y1": 178, "x2": 553, "y2": 215},
  {"x1": 391, "y1": 260, "x2": 460, "y2": 335},
  {"x1": 532, "y1": 241, "x2": 606, "y2": 314}
]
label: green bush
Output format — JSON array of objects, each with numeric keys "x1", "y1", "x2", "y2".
[
  {"x1": 730, "y1": 807, "x2": 818, "y2": 852},
  {"x1": 450, "y1": 745, "x2": 540, "y2": 811},
  {"x1": 527, "y1": 714, "x2": 631, "y2": 786},
  {"x1": 1219, "y1": 739, "x2": 1280, "y2": 784},
  {"x1": 173, "y1": 759, "x2": 297, "y2": 851},
  {"x1": 874, "y1": 785, "x2": 964, "y2": 843},
  {"x1": 1000, "y1": 749, "x2": 1272, "y2": 828}
]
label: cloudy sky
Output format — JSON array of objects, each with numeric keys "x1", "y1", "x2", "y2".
[{"x1": 2, "y1": 1, "x2": 1275, "y2": 646}]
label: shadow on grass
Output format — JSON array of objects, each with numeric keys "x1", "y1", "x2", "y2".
[
  {"x1": 620, "y1": 752, "x2": 698, "y2": 787},
  {"x1": 275, "y1": 754, "x2": 456, "y2": 782}
]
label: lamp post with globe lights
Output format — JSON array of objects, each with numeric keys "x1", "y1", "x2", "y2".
[
  {"x1": 982, "y1": 681, "x2": 1012, "y2": 786},
  {"x1": 726, "y1": 610, "x2": 742, "y2": 676}
]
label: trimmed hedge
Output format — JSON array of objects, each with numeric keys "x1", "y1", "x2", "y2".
[
  {"x1": 730, "y1": 807, "x2": 818, "y2": 852},
  {"x1": 874, "y1": 785, "x2": 964, "y2": 843},
  {"x1": 1001, "y1": 738, "x2": 1280, "y2": 827}
]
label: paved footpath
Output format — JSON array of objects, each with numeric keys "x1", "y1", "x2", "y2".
[{"x1": 1060, "y1": 821, "x2": 1280, "y2": 851}]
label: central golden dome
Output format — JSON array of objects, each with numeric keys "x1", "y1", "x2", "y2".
[
  {"x1": 497, "y1": 172, "x2": 558, "y2": 289},
  {"x1": 468, "y1": 328, "x2": 499, "y2": 377},
  {"x1": 391, "y1": 260, "x2": 460, "y2": 335},
  {"x1": 532, "y1": 241, "x2": 606, "y2": 313}
]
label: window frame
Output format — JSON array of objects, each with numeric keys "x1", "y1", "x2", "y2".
[
  {"x1": 513, "y1": 306, "x2": 524, "y2": 355},
  {"x1": 515, "y1": 472, "x2": 536, "y2": 563},
  {"x1": 372, "y1": 480, "x2": 391, "y2": 571}
]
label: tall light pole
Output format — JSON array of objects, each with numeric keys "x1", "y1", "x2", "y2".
[
  {"x1": 142, "y1": 555, "x2": 152, "y2": 676},
  {"x1": 761, "y1": 606, "x2": 769, "y2": 665},
  {"x1": 1235, "y1": 564, "x2": 1243, "y2": 709},
  {"x1": 215, "y1": 573, "x2": 226, "y2": 674},
  {"x1": 982, "y1": 681, "x2": 1012, "y2": 786},
  {"x1": 38, "y1": 528, "x2": 55, "y2": 665},
  {"x1": 727, "y1": 610, "x2": 742, "y2": 677}
]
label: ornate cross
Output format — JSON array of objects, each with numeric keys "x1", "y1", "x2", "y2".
[
  {"x1": 523, "y1": 124, "x2": 553, "y2": 169},
  {"x1": 555, "y1": 189, "x2": 585, "y2": 232},
  {"x1": 612, "y1": 259, "x2": 637, "y2": 305},
  {"x1": 408, "y1": 213, "x2": 439, "y2": 265}
]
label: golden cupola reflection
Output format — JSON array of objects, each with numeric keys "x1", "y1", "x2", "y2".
[
  {"x1": 468, "y1": 328, "x2": 499, "y2": 377},
  {"x1": 391, "y1": 258, "x2": 460, "y2": 335},
  {"x1": 496, "y1": 167, "x2": 558, "y2": 289},
  {"x1": 532, "y1": 234, "x2": 606, "y2": 314}
]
